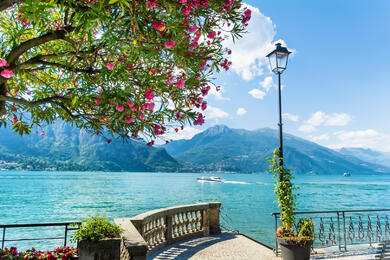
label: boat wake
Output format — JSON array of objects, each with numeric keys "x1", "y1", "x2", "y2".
[{"x1": 222, "y1": 181, "x2": 250, "y2": 184}]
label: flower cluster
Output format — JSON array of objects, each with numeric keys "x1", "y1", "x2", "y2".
[
  {"x1": 0, "y1": 0, "x2": 251, "y2": 145},
  {"x1": 0, "y1": 246, "x2": 77, "y2": 259}
]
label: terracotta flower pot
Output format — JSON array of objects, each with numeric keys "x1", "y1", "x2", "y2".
[{"x1": 277, "y1": 238, "x2": 314, "y2": 260}]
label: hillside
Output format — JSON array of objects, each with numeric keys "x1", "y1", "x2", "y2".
[
  {"x1": 337, "y1": 147, "x2": 390, "y2": 168},
  {"x1": 165, "y1": 125, "x2": 390, "y2": 174},
  {"x1": 0, "y1": 122, "x2": 179, "y2": 172}
]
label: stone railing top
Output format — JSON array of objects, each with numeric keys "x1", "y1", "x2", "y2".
[
  {"x1": 114, "y1": 218, "x2": 148, "y2": 256},
  {"x1": 130, "y1": 202, "x2": 221, "y2": 223}
]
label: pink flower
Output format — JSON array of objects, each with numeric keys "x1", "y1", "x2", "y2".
[
  {"x1": 176, "y1": 79, "x2": 185, "y2": 88},
  {"x1": 116, "y1": 104, "x2": 124, "y2": 112},
  {"x1": 179, "y1": 0, "x2": 187, "y2": 4},
  {"x1": 139, "y1": 114, "x2": 145, "y2": 120},
  {"x1": 127, "y1": 100, "x2": 133, "y2": 107},
  {"x1": 131, "y1": 105, "x2": 138, "y2": 111},
  {"x1": 167, "y1": 77, "x2": 174, "y2": 84},
  {"x1": 0, "y1": 59, "x2": 7, "y2": 67},
  {"x1": 40, "y1": 131, "x2": 45, "y2": 136},
  {"x1": 189, "y1": 25, "x2": 199, "y2": 32},
  {"x1": 165, "y1": 40, "x2": 175, "y2": 48},
  {"x1": 22, "y1": 19, "x2": 29, "y2": 26},
  {"x1": 152, "y1": 22, "x2": 165, "y2": 31},
  {"x1": 106, "y1": 62, "x2": 115, "y2": 70},
  {"x1": 147, "y1": 140, "x2": 154, "y2": 146},
  {"x1": 182, "y1": 7, "x2": 191, "y2": 16},
  {"x1": 1, "y1": 69, "x2": 14, "y2": 78},
  {"x1": 242, "y1": 9, "x2": 252, "y2": 24},
  {"x1": 146, "y1": 0, "x2": 157, "y2": 8},
  {"x1": 144, "y1": 89, "x2": 154, "y2": 100},
  {"x1": 194, "y1": 113, "x2": 205, "y2": 125},
  {"x1": 95, "y1": 98, "x2": 101, "y2": 104},
  {"x1": 175, "y1": 128, "x2": 179, "y2": 132},
  {"x1": 145, "y1": 102, "x2": 155, "y2": 110},
  {"x1": 107, "y1": 139, "x2": 112, "y2": 144},
  {"x1": 150, "y1": 69, "x2": 156, "y2": 75},
  {"x1": 208, "y1": 31, "x2": 216, "y2": 39},
  {"x1": 125, "y1": 116, "x2": 133, "y2": 123},
  {"x1": 201, "y1": 101, "x2": 207, "y2": 110}
]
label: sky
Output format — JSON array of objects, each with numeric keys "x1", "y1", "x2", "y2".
[{"x1": 168, "y1": 0, "x2": 390, "y2": 152}]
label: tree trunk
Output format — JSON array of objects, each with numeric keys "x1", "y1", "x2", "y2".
[{"x1": 0, "y1": 81, "x2": 7, "y2": 116}]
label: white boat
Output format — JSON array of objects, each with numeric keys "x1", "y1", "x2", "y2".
[
  {"x1": 197, "y1": 176, "x2": 224, "y2": 182},
  {"x1": 343, "y1": 172, "x2": 351, "y2": 177}
]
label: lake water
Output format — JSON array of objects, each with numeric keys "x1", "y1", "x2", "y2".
[{"x1": 1, "y1": 171, "x2": 390, "y2": 250}]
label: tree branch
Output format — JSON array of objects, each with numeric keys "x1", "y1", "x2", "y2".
[
  {"x1": 0, "y1": 95, "x2": 70, "y2": 107},
  {"x1": 6, "y1": 26, "x2": 74, "y2": 65},
  {"x1": 0, "y1": 0, "x2": 20, "y2": 11}
]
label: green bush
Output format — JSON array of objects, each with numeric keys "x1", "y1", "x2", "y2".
[{"x1": 72, "y1": 214, "x2": 122, "y2": 242}]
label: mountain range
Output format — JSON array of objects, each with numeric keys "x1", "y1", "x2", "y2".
[
  {"x1": 0, "y1": 121, "x2": 179, "y2": 172},
  {"x1": 0, "y1": 123, "x2": 388, "y2": 174}
]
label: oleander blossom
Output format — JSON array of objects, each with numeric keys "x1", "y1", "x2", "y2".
[
  {"x1": 0, "y1": 59, "x2": 7, "y2": 67},
  {"x1": 165, "y1": 40, "x2": 175, "y2": 48},
  {"x1": 106, "y1": 62, "x2": 115, "y2": 70},
  {"x1": 152, "y1": 22, "x2": 165, "y2": 31},
  {"x1": 176, "y1": 79, "x2": 185, "y2": 88},
  {"x1": 144, "y1": 89, "x2": 154, "y2": 100},
  {"x1": 1, "y1": 69, "x2": 14, "y2": 78},
  {"x1": 116, "y1": 104, "x2": 124, "y2": 112}
]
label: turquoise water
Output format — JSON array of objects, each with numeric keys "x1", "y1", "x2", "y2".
[{"x1": 1, "y1": 171, "x2": 390, "y2": 250}]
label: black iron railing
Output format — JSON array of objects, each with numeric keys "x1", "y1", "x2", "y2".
[
  {"x1": 271, "y1": 209, "x2": 390, "y2": 255},
  {"x1": 1, "y1": 222, "x2": 81, "y2": 249}
]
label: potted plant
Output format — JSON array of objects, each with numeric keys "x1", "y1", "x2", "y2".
[
  {"x1": 269, "y1": 149, "x2": 315, "y2": 260},
  {"x1": 73, "y1": 214, "x2": 122, "y2": 260}
]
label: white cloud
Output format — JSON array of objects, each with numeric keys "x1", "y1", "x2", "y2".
[
  {"x1": 248, "y1": 89, "x2": 266, "y2": 100},
  {"x1": 298, "y1": 125, "x2": 316, "y2": 133},
  {"x1": 205, "y1": 105, "x2": 229, "y2": 119},
  {"x1": 310, "y1": 133, "x2": 330, "y2": 142},
  {"x1": 282, "y1": 113, "x2": 299, "y2": 122},
  {"x1": 236, "y1": 108, "x2": 247, "y2": 116},
  {"x1": 207, "y1": 83, "x2": 230, "y2": 101},
  {"x1": 307, "y1": 112, "x2": 327, "y2": 126},
  {"x1": 329, "y1": 129, "x2": 390, "y2": 152},
  {"x1": 223, "y1": 4, "x2": 279, "y2": 81},
  {"x1": 260, "y1": 76, "x2": 274, "y2": 92},
  {"x1": 164, "y1": 127, "x2": 203, "y2": 141},
  {"x1": 300, "y1": 111, "x2": 352, "y2": 132},
  {"x1": 325, "y1": 113, "x2": 352, "y2": 126}
]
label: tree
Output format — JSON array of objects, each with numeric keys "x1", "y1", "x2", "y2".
[{"x1": 0, "y1": 0, "x2": 250, "y2": 144}]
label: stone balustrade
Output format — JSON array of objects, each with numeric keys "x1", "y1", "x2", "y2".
[{"x1": 115, "y1": 202, "x2": 221, "y2": 260}]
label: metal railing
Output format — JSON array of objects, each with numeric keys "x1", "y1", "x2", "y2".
[
  {"x1": 272, "y1": 209, "x2": 390, "y2": 255},
  {"x1": 1, "y1": 221, "x2": 81, "y2": 249}
]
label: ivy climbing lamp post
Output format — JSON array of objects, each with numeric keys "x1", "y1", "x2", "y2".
[{"x1": 266, "y1": 43, "x2": 291, "y2": 177}]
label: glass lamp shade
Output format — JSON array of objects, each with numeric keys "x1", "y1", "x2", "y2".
[{"x1": 266, "y1": 43, "x2": 291, "y2": 74}]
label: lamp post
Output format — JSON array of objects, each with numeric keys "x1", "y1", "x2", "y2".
[{"x1": 266, "y1": 43, "x2": 291, "y2": 178}]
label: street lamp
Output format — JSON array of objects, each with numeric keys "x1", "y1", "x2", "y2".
[{"x1": 266, "y1": 43, "x2": 291, "y2": 172}]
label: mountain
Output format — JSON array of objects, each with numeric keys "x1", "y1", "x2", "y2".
[
  {"x1": 337, "y1": 147, "x2": 390, "y2": 168},
  {"x1": 165, "y1": 125, "x2": 390, "y2": 174},
  {"x1": 0, "y1": 122, "x2": 179, "y2": 172}
]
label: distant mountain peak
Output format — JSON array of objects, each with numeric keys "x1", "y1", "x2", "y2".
[{"x1": 203, "y1": 124, "x2": 232, "y2": 136}]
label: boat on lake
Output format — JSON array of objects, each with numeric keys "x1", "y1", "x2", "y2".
[
  {"x1": 343, "y1": 172, "x2": 351, "y2": 177},
  {"x1": 197, "y1": 176, "x2": 224, "y2": 182}
]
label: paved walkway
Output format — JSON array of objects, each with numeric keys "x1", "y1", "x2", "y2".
[
  {"x1": 148, "y1": 232, "x2": 384, "y2": 260},
  {"x1": 148, "y1": 231, "x2": 279, "y2": 260}
]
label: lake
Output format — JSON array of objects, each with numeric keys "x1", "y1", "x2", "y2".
[{"x1": 1, "y1": 171, "x2": 390, "y2": 250}]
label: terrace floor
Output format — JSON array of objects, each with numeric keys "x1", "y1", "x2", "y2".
[{"x1": 148, "y1": 231, "x2": 386, "y2": 260}]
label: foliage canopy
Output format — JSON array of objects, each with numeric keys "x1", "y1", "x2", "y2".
[{"x1": 0, "y1": 0, "x2": 250, "y2": 144}]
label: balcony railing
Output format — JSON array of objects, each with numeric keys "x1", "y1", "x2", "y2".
[
  {"x1": 0, "y1": 222, "x2": 81, "y2": 249},
  {"x1": 272, "y1": 209, "x2": 390, "y2": 255}
]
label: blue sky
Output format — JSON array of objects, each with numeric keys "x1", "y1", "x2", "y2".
[{"x1": 169, "y1": 1, "x2": 390, "y2": 152}]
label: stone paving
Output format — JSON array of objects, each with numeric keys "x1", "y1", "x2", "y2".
[
  {"x1": 148, "y1": 231, "x2": 279, "y2": 260},
  {"x1": 148, "y1": 232, "x2": 384, "y2": 260}
]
